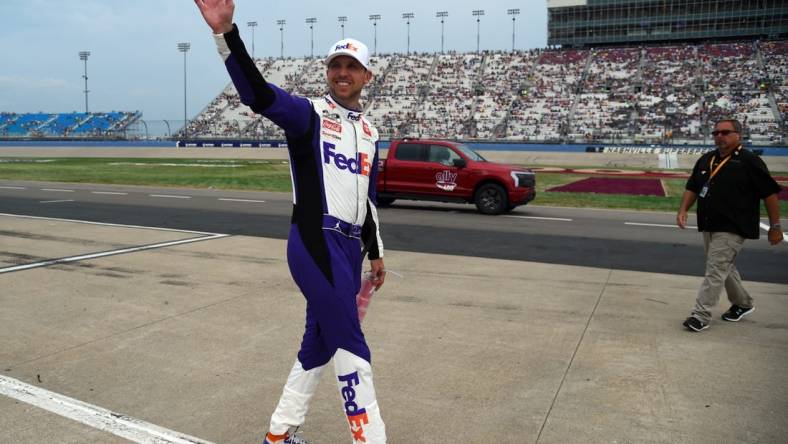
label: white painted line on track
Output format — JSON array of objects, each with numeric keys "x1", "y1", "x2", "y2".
[
  {"x1": 504, "y1": 215, "x2": 573, "y2": 222},
  {"x1": 40, "y1": 199, "x2": 75, "y2": 204},
  {"x1": 0, "y1": 233, "x2": 228, "y2": 274},
  {"x1": 41, "y1": 188, "x2": 74, "y2": 192},
  {"x1": 218, "y1": 198, "x2": 266, "y2": 203},
  {"x1": 759, "y1": 222, "x2": 787, "y2": 236},
  {"x1": 150, "y1": 194, "x2": 191, "y2": 199},
  {"x1": 91, "y1": 191, "x2": 128, "y2": 195},
  {"x1": 625, "y1": 222, "x2": 697, "y2": 229},
  {"x1": 0, "y1": 374, "x2": 214, "y2": 444},
  {"x1": 0, "y1": 186, "x2": 26, "y2": 190},
  {"x1": 0, "y1": 213, "x2": 226, "y2": 236}
]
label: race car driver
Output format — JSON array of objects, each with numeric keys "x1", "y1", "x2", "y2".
[{"x1": 194, "y1": 1, "x2": 387, "y2": 443}]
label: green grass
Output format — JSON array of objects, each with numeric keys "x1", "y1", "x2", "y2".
[
  {"x1": 0, "y1": 157, "x2": 293, "y2": 192},
  {"x1": 1, "y1": 157, "x2": 785, "y2": 215}
]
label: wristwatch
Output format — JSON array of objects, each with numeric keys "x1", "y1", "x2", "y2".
[{"x1": 770, "y1": 223, "x2": 782, "y2": 230}]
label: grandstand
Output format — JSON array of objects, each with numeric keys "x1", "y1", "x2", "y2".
[
  {"x1": 184, "y1": 39, "x2": 788, "y2": 145},
  {"x1": 0, "y1": 111, "x2": 141, "y2": 139},
  {"x1": 5, "y1": 1, "x2": 784, "y2": 146}
]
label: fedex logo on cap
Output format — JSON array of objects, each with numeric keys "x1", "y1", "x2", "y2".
[
  {"x1": 335, "y1": 42, "x2": 359, "y2": 52},
  {"x1": 327, "y1": 38, "x2": 370, "y2": 70},
  {"x1": 323, "y1": 142, "x2": 371, "y2": 176},
  {"x1": 338, "y1": 371, "x2": 369, "y2": 442}
]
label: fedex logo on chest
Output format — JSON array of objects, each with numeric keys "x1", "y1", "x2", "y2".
[{"x1": 323, "y1": 141, "x2": 371, "y2": 176}]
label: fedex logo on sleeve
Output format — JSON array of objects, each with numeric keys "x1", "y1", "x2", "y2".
[
  {"x1": 323, "y1": 142, "x2": 371, "y2": 176},
  {"x1": 338, "y1": 371, "x2": 369, "y2": 442}
]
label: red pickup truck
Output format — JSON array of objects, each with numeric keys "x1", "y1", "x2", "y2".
[{"x1": 376, "y1": 139, "x2": 536, "y2": 214}]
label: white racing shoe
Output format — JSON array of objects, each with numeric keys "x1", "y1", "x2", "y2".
[
  {"x1": 264, "y1": 427, "x2": 310, "y2": 444},
  {"x1": 284, "y1": 434, "x2": 310, "y2": 444}
]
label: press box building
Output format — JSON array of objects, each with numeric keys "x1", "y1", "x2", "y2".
[{"x1": 547, "y1": 0, "x2": 788, "y2": 47}]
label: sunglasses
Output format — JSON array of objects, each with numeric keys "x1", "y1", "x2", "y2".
[{"x1": 711, "y1": 130, "x2": 738, "y2": 136}]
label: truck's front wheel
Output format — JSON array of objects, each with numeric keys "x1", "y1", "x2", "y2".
[{"x1": 474, "y1": 184, "x2": 508, "y2": 215}]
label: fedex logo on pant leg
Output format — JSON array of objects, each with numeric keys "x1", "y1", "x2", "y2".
[
  {"x1": 323, "y1": 142, "x2": 371, "y2": 176},
  {"x1": 338, "y1": 371, "x2": 369, "y2": 442}
]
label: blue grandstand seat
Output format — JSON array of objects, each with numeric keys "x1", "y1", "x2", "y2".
[
  {"x1": 0, "y1": 111, "x2": 137, "y2": 138},
  {"x1": 4, "y1": 113, "x2": 52, "y2": 135},
  {"x1": 39, "y1": 112, "x2": 89, "y2": 136}
]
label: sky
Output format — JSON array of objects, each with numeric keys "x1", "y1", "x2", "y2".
[{"x1": 0, "y1": 0, "x2": 548, "y2": 121}]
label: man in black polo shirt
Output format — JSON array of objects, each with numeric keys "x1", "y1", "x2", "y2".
[{"x1": 677, "y1": 118, "x2": 783, "y2": 332}]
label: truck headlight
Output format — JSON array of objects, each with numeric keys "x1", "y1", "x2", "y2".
[{"x1": 511, "y1": 171, "x2": 535, "y2": 188}]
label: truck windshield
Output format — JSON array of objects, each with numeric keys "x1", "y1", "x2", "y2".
[{"x1": 455, "y1": 143, "x2": 486, "y2": 162}]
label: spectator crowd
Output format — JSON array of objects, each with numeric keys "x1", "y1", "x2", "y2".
[
  {"x1": 181, "y1": 39, "x2": 786, "y2": 145},
  {"x1": 7, "y1": 40, "x2": 775, "y2": 144}
]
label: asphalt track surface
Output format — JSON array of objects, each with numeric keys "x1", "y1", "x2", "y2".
[
  {"x1": 2, "y1": 180, "x2": 787, "y2": 444},
  {"x1": 1, "y1": 180, "x2": 785, "y2": 284}
]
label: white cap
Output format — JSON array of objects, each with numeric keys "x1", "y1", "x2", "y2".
[{"x1": 326, "y1": 38, "x2": 370, "y2": 70}]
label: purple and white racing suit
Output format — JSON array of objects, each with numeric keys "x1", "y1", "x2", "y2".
[{"x1": 213, "y1": 25, "x2": 386, "y2": 443}]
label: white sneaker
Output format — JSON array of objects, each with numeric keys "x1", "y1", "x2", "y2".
[
  {"x1": 264, "y1": 427, "x2": 310, "y2": 444},
  {"x1": 284, "y1": 435, "x2": 310, "y2": 444}
]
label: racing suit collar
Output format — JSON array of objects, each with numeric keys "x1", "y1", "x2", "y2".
[{"x1": 325, "y1": 94, "x2": 364, "y2": 119}]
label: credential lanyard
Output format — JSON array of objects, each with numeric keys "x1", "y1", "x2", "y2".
[
  {"x1": 708, "y1": 146, "x2": 741, "y2": 180},
  {"x1": 700, "y1": 148, "x2": 737, "y2": 198},
  {"x1": 708, "y1": 154, "x2": 732, "y2": 180}
]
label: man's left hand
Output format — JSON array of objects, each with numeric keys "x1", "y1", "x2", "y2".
[
  {"x1": 768, "y1": 227, "x2": 784, "y2": 245},
  {"x1": 369, "y1": 258, "x2": 386, "y2": 290}
]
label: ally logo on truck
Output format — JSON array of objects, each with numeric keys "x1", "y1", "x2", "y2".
[{"x1": 435, "y1": 170, "x2": 458, "y2": 191}]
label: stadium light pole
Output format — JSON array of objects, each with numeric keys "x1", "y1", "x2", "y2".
[
  {"x1": 507, "y1": 9, "x2": 520, "y2": 52},
  {"x1": 306, "y1": 17, "x2": 317, "y2": 58},
  {"x1": 277, "y1": 19, "x2": 286, "y2": 59},
  {"x1": 247, "y1": 21, "x2": 258, "y2": 59},
  {"x1": 472, "y1": 10, "x2": 485, "y2": 54},
  {"x1": 78, "y1": 51, "x2": 90, "y2": 113},
  {"x1": 402, "y1": 13, "x2": 414, "y2": 55},
  {"x1": 436, "y1": 11, "x2": 448, "y2": 54},
  {"x1": 338, "y1": 16, "x2": 347, "y2": 40},
  {"x1": 177, "y1": 42, "x2": 190, "y2": 139},
  {"x1": 369, "y1": 14, "x2": 381, "y2": 56}
]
